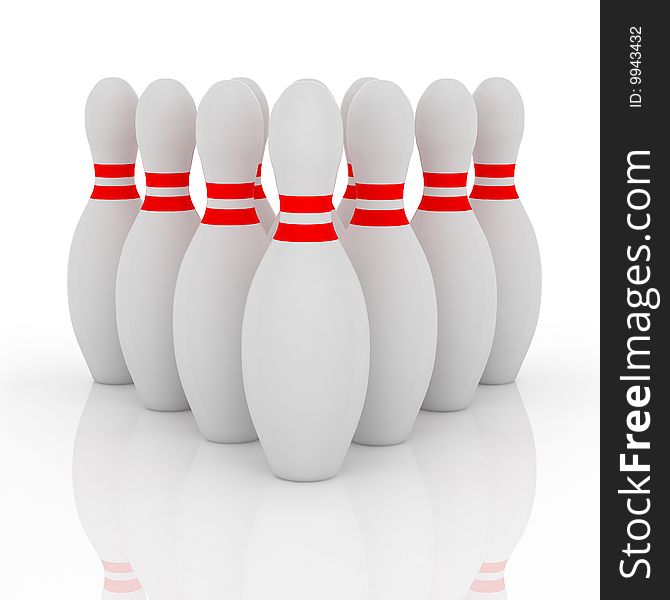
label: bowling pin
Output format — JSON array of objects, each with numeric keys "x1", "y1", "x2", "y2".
[
  {"x1": 337, "y1": 77, "x2": 377, "y2": 227},
  {"x1": 343, "y1": 80, "x2": 437, "y2": 446},
  {"x1": 470, "y1": 78, "x2": 541, "y2": 384},
  {"x1": 466, "y1": 384, "x2": 536, "y2": 599},
  {"x1": 241, "y1": 80, "x2": 370, "y2": 482},
  {"x1": 173, "y1": 80, "x2": 267, "y2": 443},
  {"x1": 412, "y1": 79, "x2": 497, "y2": 411},
  {"x1": 72, "y1": 384, "x2": 146, "y2": 600},
  {"x1": 232, "y1": 77, "x2": 276, "y2": 232},
  {"x1": 116, "y1": 79, "x2": 199, "y2": 411},
  {"x1": 68, "y1": 78, "x2": 139, "y2": 384}
]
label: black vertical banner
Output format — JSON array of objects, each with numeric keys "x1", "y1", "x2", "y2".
[{"x1": 601, "y1": 4, "x2": 669, "y2": 598}]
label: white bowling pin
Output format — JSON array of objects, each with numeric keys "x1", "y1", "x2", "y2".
[
  {"x1": 173, "y1": 80, "x2": 267, "y2": 443},
  {"x1": 233, "y1": 77, "x2": 276, "y2": 232},
  {"x1": 68, "y1": 78, "x2": 140, "y2": 384},
  {"x1": 337, "y1": 77, "x2": 377, "y2": 227},
  {"x1": 72, "y1": 384, "x2": 146, "y2": 600},
  {"x1": 412, "y1": 79, "x2": 497, "y2": 411},
  {"x1": 470, "y1": 78, "x2": 541, "y2": 384},
  {"x1": 116, "y1": 79, "x2": 199, "y2": 411},
  {"x1": 466, "y1": 384, "x2": 536, "y2": 599},
  {"x1": 119, "y1": 409, "x2": 200, "y2": 600},
  {"x1": 343, "y1": 80, "x2": 437, "y2": 446},
  {"x1": 241, "y1": 80, "x2": 370, "y2": 482}
]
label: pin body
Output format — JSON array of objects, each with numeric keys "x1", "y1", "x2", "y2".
[
  {"x1": 242, "y1": 81, "x2": 369, "y2": 482},
  {"x1": 343, "y1": 80, "x2": 437, "y2": 446},
  {"x1": 116, "y1": 79, "x2": 199, "y2": 411},
  {"x1": 470, "y1": 78, "x2": 541, "y2": 384},
  {"x1": 412, "y1": 79, "x2": 497, "y2": 411},
  {"x1": 173, "y1": 80, "x2": 267, "y2": 443},
  {"x1": 68, "y1": 78, "x2": 139, "y2": 384}
]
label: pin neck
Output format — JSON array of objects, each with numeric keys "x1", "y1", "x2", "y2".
[
  {"x1": 91, "y1": 163, "x2": 140, "y2": 201},
  {"x1": 418, "y1": 172, "x2": 471, "y2": 212},
  {"x1": 273, "y1": 194, "x2": 338, "y2": 243},
  {"x1": 201, "y1": 181, "x2": 260, "y2": 226},
  {"x1": 101, "y1": 561, "x2": 143, "y2": 594},
  {"x1": 142, "y1": 172, "x2": 194, "y2": 212},
  {"x1": 254, "y1": 163, "x2": 267, "y2": 200},
  {"x1": 469, "y1": 560, "x2": 507, "y2": 595},
  {"x1": 343, "y1": 163, "x2": 356, "y2": 200},
  {"x1": 470, "y1": 163, "x2": 518, "y2": 200},
  {"x1": 349, "y1": 183, "x2": 409, "y2": 227}
]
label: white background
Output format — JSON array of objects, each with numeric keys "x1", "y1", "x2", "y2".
[{"x1": 0, "y1": 0, "x2": 599, "y2": 598}]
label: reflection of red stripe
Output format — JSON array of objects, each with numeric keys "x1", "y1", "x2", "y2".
[
  {"x1": 480, "y1": 561, "x2": 507, "y2": 573},
  {"x1": 347, "y1": 163, "x2": 354, "y2": 178},
  {"x1": 104, "y1": 578, "x2": 143, "y2": 593},
  {"x1": 145, "y1": 172, "x2": 190, "y2": 188},
  {"x1": 418, "y1": 195, "x2": 471, "y2": 212},
  {"x1": 94, "y1": 164, "x2": 136, "y2": 178},
  {"x1": 423, "y1": 172, "x2": 468, "y2": 188},
  {"x1": 254, "y1": 184, "x2": 266, "y2": 200},
  {"x1": 202, "y1": 207, "x2": 259, "y2": 225},
  {"x1": 355, "y1": 183, "x2": 404, "y2": 200},
  {"x1": 101, "y1": 561, "x2": 133, "y2": 573},
  {"x1": 141, "y1": 195, "x2": 194, "y2": 211},
  {"x1": 274, "y1": 222, "x2": 338, "y2": 242},
  {"x1": 279, "y1": 195, "x2": 334, "y2": 213},
  {"x1": 469, "y1": 578, "x2": 505, "y2": 593},
  {"x1": 91, "y1": 185, "x2": 140, "y2": 200},
  {"x1": 350, "y1": 208, "x2": 409, "y2": 227},
  {"x1": 256, "y1": 163, "x2": 262, "y2": 177},
  {"x1": 206, "y1": 182, "x2": 254, "y2": 199},
  {"x1": 470, "y1": 185, "x2": 519, "y2": 200},
  {"x1": 473, "y1": 163, "x2": 515, "y2": 178},
  {"x1": 343, "y1": 185, "x2": 357, "y2": 200}
]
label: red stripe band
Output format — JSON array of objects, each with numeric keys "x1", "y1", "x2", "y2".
[
  {"x1": 274, "y1": 222, "x2": 338, "y2": 242},
  {"x1": 202, "y1": 207, "x2": 259, "y2": 226},
  {"x1": 480, "y1": 561, "x2": 508, "y2": 573},
  {"x1": 206, "y1": 182, "x2": 255, "y2": 199},
  {"x1": 101, "y1": 561, "x2": 133, "y2": 573},
  {"x1": 145, "y1": 172, "x2": 190, "y2": 188},
  {"x1": 418, "y1": 195, "x2": 471, "y2": 212},
  {"x1": 142, "y1": 195, "x2": 195, "y2": 211},
  {"x1": 256, "y1": 163, "x2": 262, "y2": 177},
  {"x1": 343, "y1": 185, "x2": 357, "y2": 200},
  {"x1": 279, "y1": 195, "x2": 334, "y2": 213},
  {"x1": 254, "y1": 184, "x2": 266, "y2": 200},
  {"x1": 91, "y1": 185, "x2": 140, "y2": 200},
  {"x1": 355, "y1": 183, "x2": 404, "y2": 201},
  {"x1": 473, "y1": 163, "x2": 515, "y2": 178},
  {"x1": 470, "y1": 185, "x2": 519, "y2": 200},
  {"x1": 104, "y1": 578, "x2": 143, "y2": 593},
  {"x1": 347, "y1": 163, "x2": 354, "y2": 178},
  {"x1": 469, "y1": 578, "x2": 505, "y2": 593},
  {"x1": 350, "y1": 208, "x2": 409, "y2": 227},
  {"x1": 94, "y1": 164, "x2": 136, "y2": 178},
  {"x1": 423, "y1": 172, "x2": 468, "y2": 188}
]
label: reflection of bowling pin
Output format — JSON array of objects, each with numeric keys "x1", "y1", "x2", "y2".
[
  {"x1": 412, "y1": 79, "x2": 497, "y2": 411},
  {"x1": 470, "y1": 78, "x2": 541, "y2": 384},
  {"x1": 466, "y1": 384, "x2": 536, "y2": 599},
  {"x1": 173, "y1": 80, "x2": 267, "y2": 443},
  {"x1": 232, "y1": 77, "x2": 276, "y2": 232},
  {"x1": 72, "y1": 384, "x2": 146, "y2": 599},
  {"x1": 68, "y1": 78, "x2": 139, "y2": 384},
  {"x1": 116, "y1": 79, "x2": 199, "y2": 411},
  {"x1": 177, "y1": 440, "x2": 268, "y2": 600},
  {"x1": 243, "y1": 477, "x2": 367, "y2": 600},
  {"x1": 409, "y1": 410, "x2": 489, "y2": 600},
  {"x1": 119, "y1": 409, "x2": 200, "y2": 600},
  {"x1": 241, "y1": 80, "x2": 369, "y2": 482},
  {"x1": 337, "y1": 77, "x2": 377, "y2": 227},
  {"x1": 343, "y1": 80, "x2": 437, "y2": 446},
  {"x1": 343, "y1": 443, "x2": 433, "y2": 600}
]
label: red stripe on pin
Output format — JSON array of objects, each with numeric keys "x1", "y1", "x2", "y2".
[
  {"x1": 355, "y1": 183, "x2": 404, "y2": 201},
  {"x1": 470, "y1": 185, "x2": 519, "y2": 200},
  {"x1": 423, "y1": 172, "x2": 468, "y2": 188},
  {"x1": 145, "y1": 172, "x2": 190, "y2": 188},
  {"x1": 469, "y1": 578, "x2": 505, "y2": 593},
  {"x1": 91, "y1": 185, "x2": 140, "y2": 200},
  {"x1": 279, "y1": 195, "x2": 334, "y2": 214},
  {"x1": 94, "y1": 164, "x2": 136, "y2": 178},
  {"x1": 142, "y1": 195, "x2": 195, "y2": 211},
  {"x1": 343, "y1": 185, "x2": 357, "y2": 200},
  {"x1": 206, "y1": 182, "x2": 255, "y2": 199},
  {"x1": 101, "y1": 561, "x2": 133, "y2": 573},
  {"x1": 256, "y1": 163, "x2": 262, "y2": 177},
  {"x1": 274, "y1": 222, "x2": 338, "y2": 242},
  {"x1": 347, "y1": 163, "x2": 354, "y2": 178},
  {"x1": 254, "y1": 185, "x2": 266, "y2": 200},
  {"x1": 418, "y1": 195, "x2": 471, "y2": 212},
  {"x1": 104, "y1": 578, "x2": 143, "y2": 593},
  {"x1": 350, "y1": 208, "x2": 409, "y2": 227},
  {"x1": 202, "y1": 207, "x2": 260, "y2": 226},
  {"x1": 473, "y1": 163, "x2": 516, "y2": 178}
]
